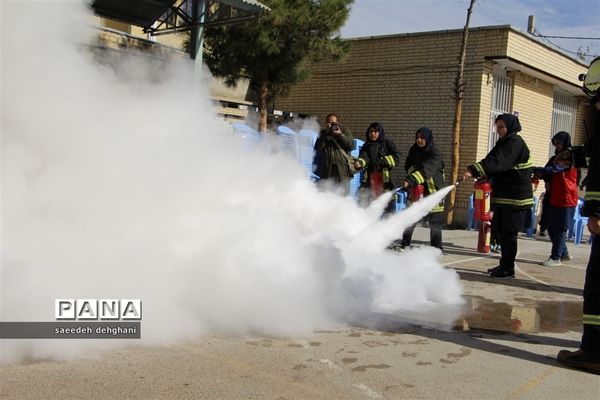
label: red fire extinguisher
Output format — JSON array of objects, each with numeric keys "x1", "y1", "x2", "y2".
[
  {"x1": 473, "y1": 180, "x2": 491, "y2": 222},
  {"x1": 531, "y1": 176, "x2": 540, "y2": 192},
  {"x1": 410, "y1": 184, "x2": 424, "y2": 202},
  {"x1": 474, "y1": 180, "x2": 492, "y2": 253},
  {"x1": 369, "y1": 172, "x2": 384, "y2": 199},
  {"x1": 477, "y1": 220, "x2": 491, "y2": 253}
]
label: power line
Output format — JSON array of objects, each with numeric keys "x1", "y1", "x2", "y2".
[
  {"x1": 536, "y1": 34, "x2": 600, "y2": 40},
  {"x1": 531, "y1": 29, "x2": 599, "y2": 60}
]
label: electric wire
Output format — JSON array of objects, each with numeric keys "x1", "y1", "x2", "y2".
[{"x1": 531, "y1": 29, "x2": 599, "y2": 60}]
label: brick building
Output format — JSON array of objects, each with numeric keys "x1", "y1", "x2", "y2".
[{"x1": 276, "y1": 25, "x2": 592, "y2": 223}]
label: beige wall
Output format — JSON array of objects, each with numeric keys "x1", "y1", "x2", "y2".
[
  {"x1": 277, "y1": 26, "x2": 590, "y2": 223},
  {"x1": 511, "y1": 72, "x2": 554, "y2": 168},
  {"x1": 506, "y1": 31, "x2": 585, "y2": 88},
  {"x1": 95, "y1": 15, "x2": 251, "y2": 119}
]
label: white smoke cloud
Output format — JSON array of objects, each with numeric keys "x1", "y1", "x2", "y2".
[{"x1": 0, "y1": 0, "x2": 463, "y2": 363}]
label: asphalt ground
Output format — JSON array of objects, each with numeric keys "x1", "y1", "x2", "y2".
[{"x1": 1, "y1": 227, "x2": 598, "y2": 399}]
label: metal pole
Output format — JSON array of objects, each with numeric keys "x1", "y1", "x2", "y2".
[
  {"x1": 527, "y1": 15, "x2": 535, "y2": 34},
  {"x1": 190, "y1": 0, "x2": 207, "y2": 61}
]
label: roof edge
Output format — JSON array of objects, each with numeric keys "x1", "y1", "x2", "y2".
[
  {"x1": 343, "y1": 24, "x2": 589, "y2": 67},
  {"x1": 342, "y1": 24, "x2": 515, "y2": 42}
]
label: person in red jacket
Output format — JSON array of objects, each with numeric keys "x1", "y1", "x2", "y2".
[{"x1": 533, "y1": 131, "x2": 579, "y2": 266}]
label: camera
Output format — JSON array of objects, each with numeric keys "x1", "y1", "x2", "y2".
[{"x1": 330, "y1": 123, "x2": 339, "y2": 132}]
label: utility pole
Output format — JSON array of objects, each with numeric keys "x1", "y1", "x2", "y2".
[{"x1": 446, "y1": 0, "x2": 476, "y2": 225}]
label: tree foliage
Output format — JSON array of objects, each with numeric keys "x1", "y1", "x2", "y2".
[{"x1": 203, "y1": 0, "x2": 353, "y2": 131}]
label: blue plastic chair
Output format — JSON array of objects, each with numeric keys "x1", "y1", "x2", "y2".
[
  {"x1": 395, "y1": 190, "x2": 407, "y2": 212},
  {"x1": 298, "y1": 129, "x2": 318, "y2": 176},
  {"x1": 232, "y1": 122, "x2": 257, "y2": 134},
  {"x1": 349, "y1": 139, "x2": 364, "y2": 198},
  {"x1": 526, "y1": 196, "x2": 539, "y2": 237},
  {"x1": 232, "y1": 122, "x2": 261, "y2": 148},
  {"x1": 466, "y1": 194, "x2": 475, "y2": 230},
  {"x1": 568, "y1": 198, "x2": 582, "y2": 241},
  {"x1": 574, "y1": 199, "x2": 591, "y2": 245},
  {"x1": 276, "y1": 125, "x2": 298, "y2": 157}
]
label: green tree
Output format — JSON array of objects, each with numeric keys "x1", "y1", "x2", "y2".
[{"x1": 203, "y1": 0, "x2": 353, "y2": 132}]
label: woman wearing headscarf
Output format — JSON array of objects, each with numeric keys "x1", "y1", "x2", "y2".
[
  {"x1": 533, "y1": 131, "x2": 579, "y2": 266},
  {"x1": 354, "y1": 122, "x2": 400, "y2": 215},
  {"x1": 463, "y1": 114, "x2": 533, "y2": 279},
  {"x1": 400, "y1": 127, "x2": 445, "y2": 250}
]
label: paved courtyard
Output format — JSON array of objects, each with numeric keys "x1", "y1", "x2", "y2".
[{"x1": 1, "y1": 228, "x2": 598, "y2": 400}]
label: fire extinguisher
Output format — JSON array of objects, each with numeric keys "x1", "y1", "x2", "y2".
[
  {"x1": 477, "y1": 220, "x2": 491, "y2": 253},
  {"x1": 531, "y1": 176, "x2": 539, "y2": 192},
  {"x1": 473, "y1": 180, "x2": 491, "y2": 222},
  {"x1": 369, "y1": 172, "x2": 384, "y2": 199},
  {"x1": 474, "y1": 179, "x2": 492, "y2": 253},
  {"x1": 410, "y1": 184, "x2": 424, "y2": 202}
]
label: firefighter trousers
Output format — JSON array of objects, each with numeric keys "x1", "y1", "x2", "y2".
[
  {"x1": 582, "y1": 235, "x2": 600, "y2": 353},
  {"x1": 491, "y1": 206, "x2": 528, "y2": 270}
]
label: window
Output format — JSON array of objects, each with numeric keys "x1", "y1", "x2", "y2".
[
  {"x1": 488, "y1": 74, "x2": 513, "y2": 151},
  {"x1": 550, "y1": 91, "x2": 577, "y2": 155}
]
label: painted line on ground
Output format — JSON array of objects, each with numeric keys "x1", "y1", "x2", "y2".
[
  {"x1": 513, "y1": 256, "x2": 586, "y2": 270},
  {"x1": 445, "y1": 253, "x2": 582, "y2": 293},
  {"x1": 441, "y1": 256, "x2": 493, "y2": 266},
  {"x1": 504, "y1": 367, "x2": 557, "y2": 400},
  {"x1": 514, "y1": 265, "x2": 555, "y2": 288}
]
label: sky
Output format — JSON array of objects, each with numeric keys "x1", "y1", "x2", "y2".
[{"x1": 341, "y1": 0, "x2": 600, "y2": 63}]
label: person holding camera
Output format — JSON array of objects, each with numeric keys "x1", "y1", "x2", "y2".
[
  {"x1": 313, "y1": 113, "x2": 354, "y2": 192},
  {"x1": 354, "y1": 122, "x2": 400, "y2": 215}
]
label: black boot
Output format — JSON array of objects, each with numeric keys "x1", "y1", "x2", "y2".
[
  {"x1": 489, "y1": 268, "x2": 515, "y2": 279},
  {"x1": 557, "y1": 349, "x2": 600, "y2": 374},
  {"x1": 487, "y1": 265, "x2": 502, "y2": 274}
]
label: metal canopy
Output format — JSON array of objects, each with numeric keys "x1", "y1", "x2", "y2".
[
  {"x1": 91, "y1": 0, "x2": 178, "y2": 28},
  {"x1": 217, "y1": 0, "x2": 269, "y2": 13},
  {"x1": 91, "y1": 0, "x2": 268, "y2": 33},
  {"x1": 91, "y1": 0, "x2": 268, "y2": 60}
]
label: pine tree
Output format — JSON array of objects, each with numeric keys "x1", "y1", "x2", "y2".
[{"x1": 203, "y1": 0, "x2": 353, "y2": 132}]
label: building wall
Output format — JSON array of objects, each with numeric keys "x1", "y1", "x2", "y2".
[
  {"x1": 505, "y1": 31, "x2": 584, "y2": 88},
  {"x1": 94, "y1": 14, "x2": 251, "y2": 121},
  {"x1": 277, "y1": 26, "x2": 590, "y2": 223},
  {"x1": 511, "y1": 72, "x2": 554, "y2": 168},
  {"x1": 575, "y1": 99, "x2": 594, "y2": 146}
]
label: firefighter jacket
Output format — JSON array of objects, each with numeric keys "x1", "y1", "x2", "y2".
[
  {"x1": 404, "y1": 127, "x2": 445, "y2": 213},
  {"x1": 583, "y1": 97, "x2": 600, "y2": 217},
  {"x1": 356, "y1": 123, "x2": 400, "y2": 191},
  {"x1": 313, "y1": 125, "x2": 354, "y2": 180},
  {"x1": 467, "y1": 114, "x2": 533, "y2": 209}
]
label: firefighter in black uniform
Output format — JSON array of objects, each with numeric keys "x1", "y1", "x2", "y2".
[
  {"x1": 463, "y1": 113, "x2": 533, "y2": 279},
  {"x1": 401, "y1": 127, "x2": 445, "y2": 250},
  {"x1": 557, "y1": 92, "x2": 600, "y2": 373},
  {"x1": 354, "y1": 122, "x2": 400, "y2": 215}
]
